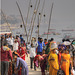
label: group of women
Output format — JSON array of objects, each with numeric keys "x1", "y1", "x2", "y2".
[{"x1": 34, "y1": 39, "x2": 75, "y2": 75}]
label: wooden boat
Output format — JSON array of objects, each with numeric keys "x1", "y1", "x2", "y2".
[
  {"x1": 0, "y1": 32, "x2": 11, "y2": 35},
  {"x1": 62, "y1": 29, "x2": 74, "y2": 31},
  {"x1": 43, "y1": 32, "x2": 52, "y2": 35},
  {"x1": 52, "y1": 32, "x2": 61, "y2": 35},
  {"x1": 63, "y1": 33, "x2": 75, "y2": 40},
  {"x1": 49, "y1": 29, "x2": 56, "y2": 30}
]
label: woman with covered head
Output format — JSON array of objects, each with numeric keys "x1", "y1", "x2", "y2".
[
  {"x1": 61, "y1": 47, "x2": 73, "y2": 75},
  {"x1": 48, "y1": 42, "x2": 59, "y2": 75},
  {"x1": 17, "y1": 43, "x2": 28, "y2": 61}
]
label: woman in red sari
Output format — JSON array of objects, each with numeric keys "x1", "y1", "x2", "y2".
[
  {"x1": 17, "y1": 43, "x2": 28, "y2": 75},
  {"x1": 19, "y1": 43, "x2": 28, "y2": 60}
]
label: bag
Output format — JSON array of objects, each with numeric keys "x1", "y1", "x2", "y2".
[{"x1": 57, "y1": 68, "x2": 65, "y2": 75}]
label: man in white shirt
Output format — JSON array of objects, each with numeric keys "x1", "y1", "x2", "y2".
[
  {"x1": 8, "y1": 35, "x2": 14, "y2": 50},
  {"x1": 13, "y1": 39, "x2": 18, "y2": 51},
  {"x1": 30, "y1": 43, "x2": 36, "y2": 70}
]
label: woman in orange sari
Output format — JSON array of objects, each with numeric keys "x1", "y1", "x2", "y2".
[
  {"x1": 61, "y1": 49, "x2": 72, "y2": 75},
  {"x1": 48, "y1": 48, "x2": 59, "y2": 75}
]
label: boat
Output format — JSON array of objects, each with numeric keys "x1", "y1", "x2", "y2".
[
  {"x1": 53, "y1": 32, "x2": 61, "y2": 35},
  {"x1": 62, "y1": 29, "x2": 74, "y2": 31},
  {"x1": 63, "y1": 33, "x2": 75, "y2": 40},
  {"x1": 0, "y1": 32, "x2": 11, "y2": 35},
  {"x1": 49, "y1": 29, "x2": 56, "y2": 30},
  {"x1": 43, "y1": 32, "x2": 52, "y2": 35}
]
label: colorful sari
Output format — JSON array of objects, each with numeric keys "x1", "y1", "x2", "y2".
[
  {"x1": 61, "y1": 53, "x2": 70, "y2": 75},
  {"x1": 48, "y1": 52, "x2": 59, "y2": 75}
]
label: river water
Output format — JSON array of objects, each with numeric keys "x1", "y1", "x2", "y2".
[{"x1": 11, "y1": 23, "x2": 75, "y2": 43}]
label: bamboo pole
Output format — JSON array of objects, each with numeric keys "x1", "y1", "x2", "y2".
[
  {"x1": 27, "y1": 0, "x2": 38, "y2": 42},
  {"x1": 38, "y1": 14, "x2": 39, "y2": 37},
  {"x1": 25, "y1": 0, "x2": 32, "y2": 42},
  {"x1": 37, "y1": 0, "x2": 45, "y2": 37},
  {"x1": 16, "y1": 1, "x2": 27, "y2": 40},
  {"x1": 1, "y1": 10, "x2": 12, "y2": 33},
  {"x1": 25, "y1": 0, "x2": 31, "y2": 27},
  {"x1": 47, "y1": 3, "x2": 54, "y2": 40},
  {"x1": 29, "y1": 0, "x2": 40, "y2": 42}
]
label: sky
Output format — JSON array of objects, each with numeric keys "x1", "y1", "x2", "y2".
[{"x1": 1, "y1": 0, "x2": 75, "y2": 30}]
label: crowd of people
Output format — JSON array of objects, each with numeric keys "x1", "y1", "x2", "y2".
[{"x1": 1, "y1": 33, "x2": 75, "y2": 75}]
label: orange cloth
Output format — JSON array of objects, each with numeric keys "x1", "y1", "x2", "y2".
[
  {"x1": 45, "y1": 42, "x2": 48, "y2": 45},
  {"x1": 61, "y1": 53, "x2": 70, "y2": 75}
]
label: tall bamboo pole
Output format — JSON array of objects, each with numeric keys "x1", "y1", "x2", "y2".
[
  {"x1": 47, "y1": 3, "x2": 54, "y2": 39},
  {"x1": 16, "y1": 1, "x2": 27, "y2": 38},
  {"x1": 25, "y1": 0, "x2": 31, "y2": 27},
  {"x1": 27, "y1": 0, "x2": 38, "y2": 42},
  {"x1": 38, "y1": 14, "x2": 39, "y2": 37},
  {"x1": 37, "y1": 0, "x2": 45, "y2": 37},
  {"x1": 29, "y1": 0, "x2": 40, "y2": 42},
  {"x1": 1, "y1": 10, "x2": 12, "y2": 33}
]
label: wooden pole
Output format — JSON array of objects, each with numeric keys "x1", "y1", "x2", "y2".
[
  {"x1": 27, "y1": 0, "x2": 38, "y2": 42},
  {"x1": 47, "y1": 3, "x2": 54, "y2": 40},
  {"x1": 16, "y1": 1, "x2": 27, "y2": 39},
  {"x1": 25, "y1": 0, "x2": 31, "y2": 26},
  {"x1": 37, "y1": 0, "x2": 45, "y2": 38},
  {"x1": 29, "y1": 0, "x2": 40, "y2": 42},
  {"x1": 39, "y1": 0, "x2": 45, "y2": 26},
  {"x1": 38, "y1": 14, "x2": 39, "y2": 37}
]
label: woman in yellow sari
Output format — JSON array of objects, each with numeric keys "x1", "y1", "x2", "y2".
[
  {"x1": 48, "y1": 48, "x2": 59, "y2": 75},
  {"x1": 61, "y1": 49, "x2": 72, "y2": 75}
]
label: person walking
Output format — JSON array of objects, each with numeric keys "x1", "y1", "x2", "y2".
[
  {"x1": 1, "y1": 43, "x2": 13, "y2": 75},
  {"x1": 13, "y1": 39, "x2": 19, "y2": 52},
  {"x1": 61, "y1": 49, "x2": 72, "y2": 75},
  {"x1": 48, "y1": 42, "x2": 59, "y2": 75},
  {"x1": 37, "y1": 38, "x2": 45, "y2": 55},
  {"x1": 30, "y1": 43, "x2": 36, "y2": 70},
  {"x1": 8, "y1": 35, "x2": 14, "y2": 50}
]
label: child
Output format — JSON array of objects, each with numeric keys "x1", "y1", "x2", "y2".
[{"x1": 30, "y1": 43, "x2": 36, "y2": 70}]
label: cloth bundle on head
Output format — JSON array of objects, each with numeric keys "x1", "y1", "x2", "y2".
[
  {"x1": 58, "y1": 44, "x2": 66, "y2": 50},
  {"x1": 63, "y1": 41, "x2": 71, "y2": 45},
  {"x1": 50, "y1": 42, "x2": 58, "y2": 50}
]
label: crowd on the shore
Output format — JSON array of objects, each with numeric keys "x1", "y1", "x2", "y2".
[{"x1": 1, "y1": 33, "x2": 75, "y2": 75}]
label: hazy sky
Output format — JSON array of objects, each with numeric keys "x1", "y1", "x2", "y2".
[{"x1": 1, "y1": 0, "x2": 75, "y2": 30}]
